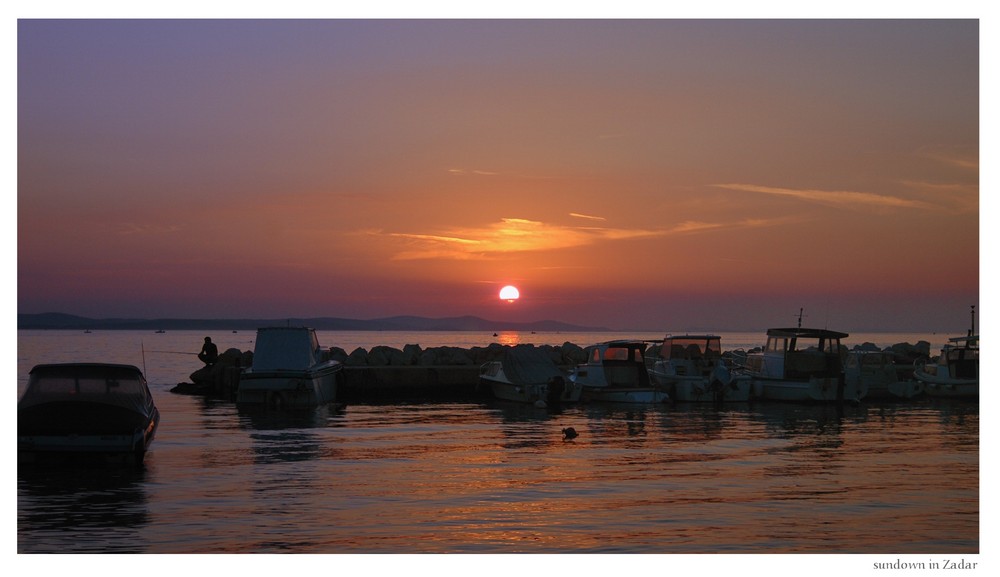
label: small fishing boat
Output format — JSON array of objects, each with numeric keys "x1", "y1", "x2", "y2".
[
  {"x1": 647, "y1": 334, "x2": 751, "y2": 402},
  {"x1": 914, "y1": 306, "x2": 978, "y2": 398},
  {"x1": 479, "y1": 345, "x2": 581, "y2": 407},
  {"x1": 570, "y1": 340, "x2": 668, "y2": 403},
  {"x1": 18, "y1": 363, "x2": 160, "y2": 465},
  {"x1": 739, "y1": 314, "x2": 863, "y2": 402},
  {"x1": 845, "y1": 350, "x2": 924, "y2": 399},
  {"x1": 237, "y1": 327, "x2": 343, "y2": 409}
]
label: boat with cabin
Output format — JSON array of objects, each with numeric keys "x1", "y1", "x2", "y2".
[
  {"x1": 738, "y1": 314, "x2": 863, "y2": 402},
  {"x1": 237, "y1": 327, "x2": 343, "y2": 408},
  {"x1": 18, "y1": 363, "x2": 160, "y2": 466},
  {"x1": 844, "y1": 349, "x2": 924, "y2": 399},
  {"x1": 479, "y1": 345, "x2": 582, "y2": 407},
  {"x1": 646, "y1": 334, "x2": 751, "y2": 402},
  {"x1": 914, "y1": 306, "x2": 978, "y2": 398},
  {"x1": 570, "y1": 340, "x2": 669, "y2": 403}
]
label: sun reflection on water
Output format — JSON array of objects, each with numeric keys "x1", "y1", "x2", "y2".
[{"x1": 495, "y1": 332, "x2": 521, "y2": 347}]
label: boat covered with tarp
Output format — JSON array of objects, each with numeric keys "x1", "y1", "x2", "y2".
[
  {"x1": 237, "y1": 327, "x2": 342, "y2": 408},
  {"x1": 480, "y1": 345, "x2": 580, "y2": 406},
  {"x1": 18, "y1": 363, "x2": 160, "y2": 465}
]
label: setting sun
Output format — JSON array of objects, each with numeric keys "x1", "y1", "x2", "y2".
[{"x1": 499, "y1": 285, "x2": 520, "y2": 303}]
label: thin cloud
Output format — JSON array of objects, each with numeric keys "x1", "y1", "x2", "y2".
[
  {"x1": 569, "y1": 212, "x2": 607, "y2": 221},
  {"x1": 713, "y1": 183, "x2": 935, "y2": 210},
  {"x1": 898, "y1": 180, "x2": 978, "y2": 213},
  {"x1": 118, "y1": 222, "x2": 183, "y2": 235},
  {"x1": 448, "y1": 168, "x2": 499, "y2": 176},
  {"x1": 376, "y1": 216, "x2": 791, "y2": 261},
  {"x1": 380, "y1": 218, "x2": 658, "y2": 260},
  {"x1": 388, "y1": 232, "x2": 481, "y2": 246},
  {"x1": 916, "y1": 149, "x2": 979, "y2": 171}
]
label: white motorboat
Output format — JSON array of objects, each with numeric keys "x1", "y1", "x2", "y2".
[
  {"x1": 914, "y1": 307, "x2": 978, "y2": 398},
  {"x1": 647, "y1": 334, "x2": 751, "y2": 402},
  {"x1": 18, "y1": 363, "x2": 160, "y2": 465},
  {"x1": 479, "y1": 345, "x2": 581, "y2": 407},
  {"x1": 845, "y1": 350, "x2": 924, "y2": 399},
  {"x1": 237, "y1": 327, "x2": 343, "y2": 408},
  {"x1": 740, "y1": 320, "x2": 864, "y2": 402},
  {"x1": 570, "y1": 340, "x2": 669, "y2": 403}
]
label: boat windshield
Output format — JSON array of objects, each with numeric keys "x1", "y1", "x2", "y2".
[
  {"x1": 28, "y1": 373, "x2": 147, "y2": 397},
  {"x1": 601, "y1": 346, "x2": 644, "y2": 363},
  {"x1": 19, "y1": 364, "x2": 153, "y2": 414},
  {"x1": 767, "y1": 336, "x2": 839, "y2": 354}
]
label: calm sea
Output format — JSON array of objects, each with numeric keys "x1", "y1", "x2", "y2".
[{"x1": 16, "y1": 330, "x2": 979, "y2": 565}]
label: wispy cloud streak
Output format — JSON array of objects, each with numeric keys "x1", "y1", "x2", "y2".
[
  {"x1": 376, "y1": 216, "x2": 790, "y2": 260},
  {"x1": 448, "y1": 168, "x2": 499, "y2": 176},
  {"x1": 713, "y1": 183, "x2": 935, "y2": 210}
]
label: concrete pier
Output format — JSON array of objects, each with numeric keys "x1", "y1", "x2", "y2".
[{"x1": 340, "y1": 366, "x2": 484, "y2": 401}]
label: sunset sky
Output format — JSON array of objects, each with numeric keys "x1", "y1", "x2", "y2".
[{"x1": 15, "y1": 17, "x2": 982, "y2": 332}]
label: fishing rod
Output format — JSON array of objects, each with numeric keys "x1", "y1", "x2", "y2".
[{"x1": 148, "y1": 350, "x2": 199, "y2": 355}]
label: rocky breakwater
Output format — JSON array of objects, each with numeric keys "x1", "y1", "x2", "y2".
[
  {"x1": 171, "y1": 342, "x2": 588, "y2": 402},
  {"x1": 334, "y1": 342, "x2": 588, "y2": 401},
  {"x1": 171, "y1": 338, "x2": 933, "y2": 402},
  {"x1": 170, "y1": 347, "x2": 252, "y2": 398}
]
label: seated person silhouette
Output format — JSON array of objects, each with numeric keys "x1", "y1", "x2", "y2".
[{"x1": 198, "y1": 336, "x2": 219, "y2": 366}]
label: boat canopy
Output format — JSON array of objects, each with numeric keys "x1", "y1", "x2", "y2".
[
  {"x1": 501, "y1": 345, "x2": 566, "y2": 385},
  {"x1": 252, "y1": 327, "x2": 324, "y2": 370},
  {"x1": 765, "y1": 327, "x2": 847, "y2": 354},
  {"x1": 662, "y1": 335, "x2": 722, "y2": 360},
  {"x1": 765, "y1": 328, "x2": 849, "y2": 339},
  {"x1": 18, "y1": 363, "x2": 154, "y2": 416},
  {"x1": 589, "y1": 341, "x2": 646, "y2": 363}
]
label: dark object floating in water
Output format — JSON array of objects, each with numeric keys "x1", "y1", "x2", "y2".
[{"x1": 562, "y1": 427, "x2": 579, "y2": 440}]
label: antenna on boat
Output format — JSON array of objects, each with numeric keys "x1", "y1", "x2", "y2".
[
  {"x1": 141, "y1": 340, "x2": 147, "y2": 376},
  {"x1": 796, "y1": 308, "x2": 807, "y2": 329},
  {"x1": 969, "y1": 305, "x2": 976, "y2": 337}
]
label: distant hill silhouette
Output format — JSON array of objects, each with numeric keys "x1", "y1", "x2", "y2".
[{"x1": 17, "y1": 312, "x2": 610, "y2": 332}]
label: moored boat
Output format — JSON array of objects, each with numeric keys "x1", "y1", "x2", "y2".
[
  {"x1": 739, "y1": 322, "x2": 863, "y2": 402},
  {"x1": 914, "y1": 307, "x2": 978, "y2": 398},
  {"x1": 237, "y1": 327, "x2": 343, "y2": 408},
  {"x1": 18, "y1": 363, "x2": 160, "y2": 466},
  {"x1": 479, "y1": 345, "x2": 581, "y2": 407},
  {"x1": 647, "y1": 334, "x2": 751, "y2": 402},
  {"x1": 570, "y1": 340, "x2": 669, "y2": 403},
  {"x1": 845, "y1": 350, "x2": 924, "y2": 399}
]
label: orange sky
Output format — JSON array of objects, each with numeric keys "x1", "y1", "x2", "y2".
[{"x1": 15, "y1": 18, "x2": 981, "y2": 331}]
